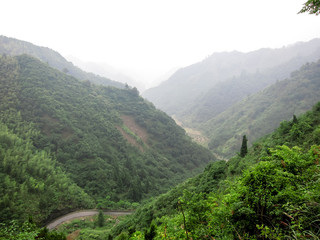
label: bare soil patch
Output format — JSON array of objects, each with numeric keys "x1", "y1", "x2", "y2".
[
  {"x1": 121, "y1": 115, "x2": 148, "y2": 143},
  {"x1": 173, "y1": 116, "x2": 209, "y2": 146},
  {"x1": 117, "y1": 126, "x2": 144, "y2": 152},
  {"x1": 117, "y1": 115, "x2": 149, "y2": 152},
  {"x1": 66, "y1": 229, "x2": 80, "y2": 240}
]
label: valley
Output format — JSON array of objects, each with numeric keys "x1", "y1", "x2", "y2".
[
  {"x1": 1, "y1": 5, "x2": 320, "y2": 237},
  {"x1": 172, "y1": 116, "x2": 209, "y2": 147},
  {"x1": 145, "y1": 38, "x2": 320, "y2": 158}
]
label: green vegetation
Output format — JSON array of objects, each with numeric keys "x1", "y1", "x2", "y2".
[
  {"x1": 240, "y1": 135, "x2": 248, "y2": 157},
  {"x1": 54, "y1": 214, "x2": 129, "y2": 240},
  {"x1": 1, "y1": 36, "x2": 320, "y2": 239},
  {"x1": 96, "y1": 211, "x2": 105, "y2": 228},
  {"x1": 111, "y1": 102, "x2": 320, "y2": 239},
  {"x1": 299, "y1": 0, "x2": 320, "y2": 15},
  {"x1": 204, "y1": 60, "x2": 320, "y2": 157},
  {"x1": 0, "y1": 53, "x2": 214, "y2": 230},
  {"x1": 0, "y1": 219, "x2": 66, "y2": 240},
  {"x1": 144, "y1": 40, "x2": 320, "y2": 158},
  {"x1": 0, "y1": 120, "x2": 94, "y2": 224}
]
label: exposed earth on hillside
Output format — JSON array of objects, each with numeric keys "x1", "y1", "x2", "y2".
[{"x1": 173, "y1": 116, "x2": 209, "y2": 146}]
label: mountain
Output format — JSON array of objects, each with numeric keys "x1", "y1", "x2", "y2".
[
  {"x1": 111, "y1": 101, "x2": 320, "y2": 239},
  {"x1": 66, "y1": 56, "x2": 144, "y2": 90},
  {"x1": 203, "y1": 60, "x2": 320, "y2": 157},
  {"x1": 0, "y1": 53, "x2": 215, "y2": 224},
  {"x1": 143, "y1": 39, "x2": 320, "y2": 119},
  {"x1": 0, "y1": 35, "x2": 124, "y2": 88},
  {"x1": 0, "y1": 120, "x2": 95, "y2": 224}
]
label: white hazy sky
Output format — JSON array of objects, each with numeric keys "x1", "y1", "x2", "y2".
[{"x1": 0, "y1": 0, "x2": 319, "y2": 84}]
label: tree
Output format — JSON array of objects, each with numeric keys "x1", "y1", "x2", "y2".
[
  {"x1": 96, "y1": 210, "x2": 105, "y2": 227},
  {"x1": 144, "y1": 222, "x2": 157, "y2": 240},
  {"x1": 240, "y1": 135, "x2": 248, "y2": 157},
  {"x1": 299, "y1": 0, "x2": 320, "y2": 15}
]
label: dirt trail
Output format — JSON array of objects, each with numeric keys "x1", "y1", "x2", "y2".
[{"x1": 46, "y1": 210, "x2": 133, "y2": 230}]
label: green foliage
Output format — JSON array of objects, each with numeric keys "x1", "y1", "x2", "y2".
[
  {"x1": 0, "y1": 54, "x2": 214, "y2": 202},
  {"x1": 240, "y1": 135, "x2": 248, "y2": 157},
  {"x1": 96, "y1": 211, "x2": 105, "y2": 228},
  {"x1": 144, "y1": 222, "x2": 157, "y2": 240},
  {"x1": 299, "y1": 0, "x2": 320, "y2": 15},
  {"x1": 114, "y1": 102, "x2": 320, "y2": 239},
  {"x1": 205, "y1": 60, "x2": 320, "y2": 158},
  {"x1": 96, "y1": 196, "x2": 139, "y2": 210},
  {"x1": 110, "y1": 160, "x2": 228, "y2": 237},
  {"x1": 0, "y1": 54, "x2": 215, "y2": 228},
  {"x1": 0, "y1": 121, "x2": 94, "y2": 224},
  {"x1": 0, "y1": 220, "x2": 66, "y2": 240},
  {"x1": 146, "y1": 145, "x2": 320, "y2": 239},
  {"x1": 55, "y1": 213, "x2": 130, "y2": 240}
]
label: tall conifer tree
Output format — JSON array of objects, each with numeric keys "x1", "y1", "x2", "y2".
[{"x1": 240, "y1": 135, "x2": 248, "y2": 157}]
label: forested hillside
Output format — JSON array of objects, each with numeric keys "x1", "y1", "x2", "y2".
[
  {"x1": 111, "y1": 102, "x2": 320, "y2": 239},
  {"x1": 0, "y1": 121, "x2": 95, "y2": 224},
  {"x1": 0, "y1": 35, "x2": 123, "y2": 88},
  {"x1": 203, "y1": 60, "x2": 320, "y2": 157},
  {"x1": 0, "y1": 54, "x2": 215, "y2": 225}
]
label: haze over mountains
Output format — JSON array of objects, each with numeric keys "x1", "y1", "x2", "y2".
[
  {"x1": 204, "y1": 60, "x2": 320, "y2": 156},
  {"x1": 67, "y1": 55, "x2": 180, "y2": 92},
  {"x1": 0, "y1": 36, "x2": 124, "y2": 88},
  {"x1": 2, "y1": 35, "x2": 320, "y2": 160},
  {"x1": 66, "y1": 56, "x2": 143, "y2": 90},
  {"x1": 143, "y1": 39, "x2": 320, "y2": 115},
  {"x1": 1, "y1": 32, "x2": 320, "y2": 239},
  {"x1": 143, "y1": 38, "x2": 320, "y2": 157}
]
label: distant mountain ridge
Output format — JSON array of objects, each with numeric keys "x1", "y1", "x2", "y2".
[
  {"x1": 0, "y1": 35, "x2": 124, "y2": 88},
  {"x1": 204, "y1": 60, "x2": 320, "y2": 157},
  {"x1": 143, "y1": 39, "x2": 320, "y2": 118},
  {"x1": 143, "y1": 39, "x2": 320, "y2": 157}
]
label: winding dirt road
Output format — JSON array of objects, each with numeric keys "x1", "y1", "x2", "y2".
[{"x1": 46, "y1": 210, "x2": 133, "y2": 230}]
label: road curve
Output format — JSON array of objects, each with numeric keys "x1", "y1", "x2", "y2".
[{"x1": 46, "y1": 210, "x2": 133, "y2": 230}]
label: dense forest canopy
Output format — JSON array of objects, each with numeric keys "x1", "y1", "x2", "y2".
[
  {"x1": 0, "y1": 54, "x2": 215, "y2": 227},
  {"x1": 110, "y1": 101, "x2": 320, "y2": 239},
  {"x1": 203, "y1": 60, "x2": 320, "y2": 157},
  {"x1": 1, "y1": 4, "x2": 320, "y2": 237}
]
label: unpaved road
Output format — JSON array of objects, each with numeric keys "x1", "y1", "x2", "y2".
[{"x1": 46, "y1": 210, "x2": 133, "y2": 230}]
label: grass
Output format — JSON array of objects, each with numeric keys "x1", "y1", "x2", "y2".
[{"x1": 55, "y1": 214, "x2": 129, "y2": 240}]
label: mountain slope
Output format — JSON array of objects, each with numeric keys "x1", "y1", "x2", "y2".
[
  {"x1": 112, "y1": 101, "x2": 320, "y2": 239},
  {"x1": 0, "y1": 54, "x2": 215, "y2": 207},
  {"x1": 204, "y1": 60, "x2": 320, "y2": 157},
  {"x1": 67, "y1": 56, "x2": 143, "y2": 90},
  {"x1": 0, "y1": 121, "x2": 95, "y2": 224},
  {"x1": 143, "y1": 39, "x2": 320, "y2": 119},
  {"x1": 0, "y1": 35, "x2": 123, "y2": 88}
]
